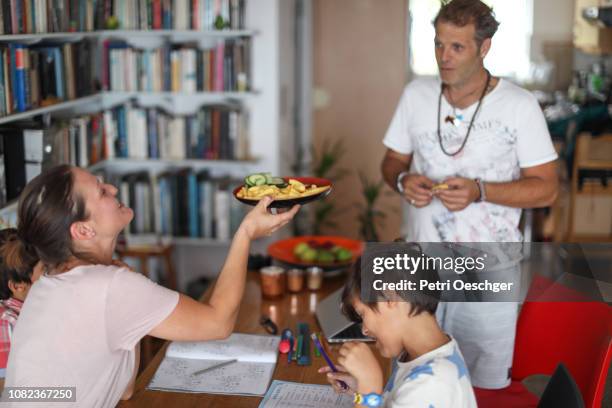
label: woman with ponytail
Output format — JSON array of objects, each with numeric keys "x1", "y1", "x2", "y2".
[{"x1": 2, "y1": 165, "x2": 299, "y2": 407}]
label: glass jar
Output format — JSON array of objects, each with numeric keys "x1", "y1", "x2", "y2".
[
  {"x1": 287, "y1": 268, "x2": 305, "y2": 293},
  {"x1": 260, "y1": 266, "x2": 286, "y2": 298},
  {"x1": 306, "y1": 266, "x2": 323, "y2": 291}
]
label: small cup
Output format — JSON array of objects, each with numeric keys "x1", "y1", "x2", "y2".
[
  {"x1": 306, "y1": 266, "x2": 323, "y2": 291},
  {"x1": 260, "y1": 266, "x2": 286, "y2": 298},
  {"x1": 287, "y1": 268, "x2": 305, "y2": 293}
]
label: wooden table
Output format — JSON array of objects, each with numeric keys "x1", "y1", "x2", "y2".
[{"x1": 119, "y1": 270, "x2": 388, "y2": 408}]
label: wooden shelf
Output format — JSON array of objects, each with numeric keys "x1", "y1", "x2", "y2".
[
  {"x1": 97, "y1": 29, "x2": 255, "y2": 41},
  {"x1": 0, "y1": 94, "x2": 100, "y2": 125},
  {"x1": 89, "y1": 158, "x2": 259, "y2": 174},
  {"x1": 98, "y1": 91, "x2": 255, "y2": 113},
  {"x1": 0, "y1": 29, "x2": 255, "y2": 44},
  {"x1": 0, "y1": 91, "x2": 255, "y2": 125},
  {"x1": 124, "y1": 233, "x2": 231, "y2": 247}
]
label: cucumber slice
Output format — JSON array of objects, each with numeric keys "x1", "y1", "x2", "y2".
[
  {"x1": 268, "y1": 177, "x2": 286, "y2": 186},
  {"x1": 264, "y1": 173, "x2": 273, "y2": 184},
  {"x1": 246, "y1": 173, "x2": 267, "y2": 186}
]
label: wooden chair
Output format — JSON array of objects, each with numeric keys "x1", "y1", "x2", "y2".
[
  {"x1": 567, "y1": 133, "x2": 612, "y2": 242},
  {"x1": 115, "y1": 243, "x2": 177, "y2": 366}
]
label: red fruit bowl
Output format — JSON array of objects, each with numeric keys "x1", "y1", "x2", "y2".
[{"x1": 268, "y1": 235, "x2": 363, "y2": 270}]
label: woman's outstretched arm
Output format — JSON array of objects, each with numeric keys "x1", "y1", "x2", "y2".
[{"x1": 149, "y1": 197, "x2": 299, "y2": 341}]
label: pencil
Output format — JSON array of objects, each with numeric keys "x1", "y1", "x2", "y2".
[{"x1": 191, "y1": 359, "x2": 238, "y2": 377}]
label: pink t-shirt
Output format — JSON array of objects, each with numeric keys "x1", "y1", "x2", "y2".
[{"x1": 4, "y1": 265, "x2": 179, "y2": 408}]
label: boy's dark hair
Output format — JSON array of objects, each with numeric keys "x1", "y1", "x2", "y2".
[
  {"x1": 0, "y1": 228, "x2": 38, "y2": 300},
  {"x1": 341, "y1": 244, "x2": 440, "y2": 322},
  {"x1": 433, "y1": 0, "x2": 500, "y2": 47}
]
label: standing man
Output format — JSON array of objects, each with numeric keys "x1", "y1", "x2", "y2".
[{"x1": 381, "y1": 0, "x2": 558, "y2": 390}]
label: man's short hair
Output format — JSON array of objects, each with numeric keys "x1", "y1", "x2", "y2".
[{"x1": 433, "y1": 0, "x2": 500, "y2": 46}]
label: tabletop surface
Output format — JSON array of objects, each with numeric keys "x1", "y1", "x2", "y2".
[{"x1": 118, "y1": 270, "x2": 387, "y2": 408}]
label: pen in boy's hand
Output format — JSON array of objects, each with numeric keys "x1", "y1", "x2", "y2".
[{"x1": 311, "y1": 333, "x2": 348, "y2": 390}]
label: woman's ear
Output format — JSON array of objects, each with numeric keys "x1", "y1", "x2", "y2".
[{"x1": 69, "y1": 221, "x2": 96, "y2": 241}]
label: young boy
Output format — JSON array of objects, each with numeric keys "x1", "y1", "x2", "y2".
[
  {"x1": 320, "y1": 246, "x2": 477, "y2": 407},
  {"x1": 0, "y1": 228, "x2": 41, "y2": 378}
]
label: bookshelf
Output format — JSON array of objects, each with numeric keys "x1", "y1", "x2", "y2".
[
  {"x1": 0, "y1": 31, "x2": 255, "y2": 43},
  {"x1": 0, "y1": 0, "x2": 296, "y2": 289}
]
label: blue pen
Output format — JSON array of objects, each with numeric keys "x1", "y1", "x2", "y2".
[
  {"x1": 311, "y1": 333, "x2": 348, "y2": 390},
  {"x1": 288, "y1": 336, "x2": 294, "y2": 363}
]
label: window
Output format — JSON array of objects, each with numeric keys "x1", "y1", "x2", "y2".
[{"x1": 409, "y1": 0, "x2": 533, "y2": 81}]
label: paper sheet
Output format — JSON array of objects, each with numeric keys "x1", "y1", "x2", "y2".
[
  {"x1": 148, "y1": 357, "x2": 276, "y2": 396},
  {"x1": 147, "y1": 334, "x2": 280, "y2": 395},
  {"x1": 258, "y1": 381, "x2": 354, "y2": 408},
  {"x1": 167, "y1": 333, "x2": 279, "y2": 363}
]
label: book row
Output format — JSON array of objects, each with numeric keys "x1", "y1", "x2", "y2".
[
  {"x1": 0, "y1": 42, "x2": 95, "y2": 115},
  {"x1": 0, "y1": 0, "x2": 246, "y2": 34},
  {"x1": 103, "y1": 39, "x2": 250, "y2": 92},
  {"x1": 112, "y1": 170, "x2": 246, "y2": 240}
]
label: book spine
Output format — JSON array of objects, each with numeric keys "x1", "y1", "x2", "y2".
[
  {"x1": 102, "y1": 109, "x2": 116, "y2": 159},
  {"x1": 116, "y1": 105, "x2": 127, "y2": 157},
  {"x1": 52, "y1": 47, "x2": 64, "y2": 100},
  {"x1": 188, "y1": 171, "x2": 198, "y2": 237},
  {"x1": 214, "y1": 41, "x2": 223, "y2": 91},
  {"x1": 4, "y1": 49, "x2": 12, "y2": 114},
  {"x1": 11, "y1": 45, "x2": 25, "y2": 112}
]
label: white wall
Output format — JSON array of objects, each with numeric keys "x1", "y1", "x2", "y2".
[{"x1": 531, "y1": 0, "x2": 575, "y2": 61}]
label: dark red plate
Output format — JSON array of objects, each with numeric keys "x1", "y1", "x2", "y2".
[
  {"x1": 233, "y1": 177, "x2": 332, "y2": 208},
  {"x1": 268, "y1": 235, "x2": 363, "y2": 269}
]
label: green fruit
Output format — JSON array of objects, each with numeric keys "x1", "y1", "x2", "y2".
[
  {"x1": 335, "y1": 248, "x2": 352, "y2": 262},
  {"x1": 317, "y1": 250, "x2": 335, "y2": 263},
  {"x1": 106, "y1": 16, "x2": 119, "y2": 30},
  {"x1": 293, "y1": 242, "x2": 310, "y2": 257},
  {"x1": 300, "y1": 248, "x2": 318, "y2": 262},
  {"x1": 331, "y1": 245, "x2": 344, "y2": 254}
]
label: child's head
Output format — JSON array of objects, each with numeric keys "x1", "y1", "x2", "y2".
[
  {"x1": 0, "y1": 228, "x2": 40, "y2": 302},
  {"x1": 341, "y1": 245, "x2": 441, "y2": 358}
]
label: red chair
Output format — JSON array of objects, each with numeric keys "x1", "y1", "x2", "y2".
[{"x1": 475, "y1": 276, "x2": 612, "y2": 407}]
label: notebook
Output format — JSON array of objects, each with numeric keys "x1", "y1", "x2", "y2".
[
  {"x1": 147, "y1": 333, "x2": 280, "y2": 396},
  {"x1": 259, "y1": 380, "x2": 354, "y2": 408}
]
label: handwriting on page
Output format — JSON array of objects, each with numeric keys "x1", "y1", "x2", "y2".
[
  {"x1": 149, "y1": 357, "x2": 275, "y2": 395},
  {"x1": 259, "y1": 381, "x2": 354, "y2": 408}
]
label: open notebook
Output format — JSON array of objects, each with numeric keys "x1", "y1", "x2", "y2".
[{"x1": 147, "y1": 333, "x2": 280, "y2": 396}]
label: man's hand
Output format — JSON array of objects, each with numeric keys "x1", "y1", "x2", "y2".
[
  {"x1": 435, "y1": 177, "x2": 480, "y2": 211},
  {"x1": 400, "y1": 174, "x2": 435, "y2": 208},
  {"x1": 337, "y1": 342, "x2": 383, "y2": 395}
]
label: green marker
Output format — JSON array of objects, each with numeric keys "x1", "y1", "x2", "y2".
[{"x1": 296, "y1": 335, "x2": 303, "y2": 360}]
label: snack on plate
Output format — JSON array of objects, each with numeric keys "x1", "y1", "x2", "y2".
[
  {"x1": 431, "y1": 183, "x2": 450, "y2": 191},
  {"x1": 236, "y1": 173, "x2": 330, "y2": 200}
]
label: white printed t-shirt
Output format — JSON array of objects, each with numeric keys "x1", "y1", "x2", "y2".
[
  {"x1": 383, "y1": 77, "x2": 558, "y2": 242},
  {"x1": 5, "y1": 265, "x2": 179, "y2": 408},
  {"x1": 383, "y1": 337, "x2": 477, "y2": 408}
]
